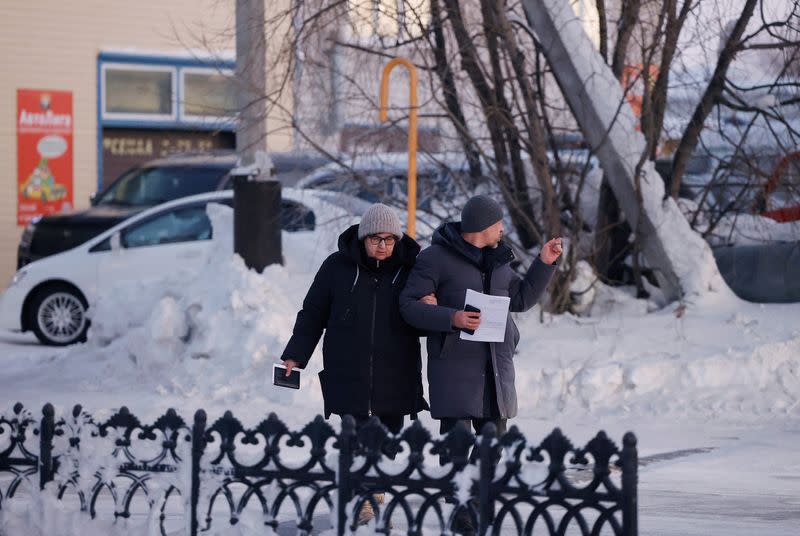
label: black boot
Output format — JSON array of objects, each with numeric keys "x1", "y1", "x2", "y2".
[{"x1": 451, "y1": 506, "x2": 476, "y2": 536}]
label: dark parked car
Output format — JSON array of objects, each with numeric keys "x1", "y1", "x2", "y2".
[{"x1": 18, "y1": 152, "x2": 329, "y2": 268}]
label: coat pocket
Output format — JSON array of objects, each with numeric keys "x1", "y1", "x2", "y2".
[
  {"x1": 426, "y1": 331, "x2": 447, "y2": 360},
  {"x1": 441, "y1": 331, "x2": 459, "y2": 356},
  {"x1": 511, "y1": 319, "x2": 520, "y2": 350},
  {"x1": 328, "y1": 301, "x2": 356, "y2": 329}
]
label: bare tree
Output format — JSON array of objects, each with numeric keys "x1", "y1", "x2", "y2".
[
  {"x1": 668, "y1": 0, "x2": 800, "y2": 247},
  {"x1": 201, "y1": 0, "x2": 800, "y2": 311},
  {"x1": 669, "y1": 0, "x2": 760, "y2": 199}
]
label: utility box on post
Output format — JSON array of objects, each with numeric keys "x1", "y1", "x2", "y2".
[{"x1": 232, "y1": 157, "x2": 282, "y2": 272}]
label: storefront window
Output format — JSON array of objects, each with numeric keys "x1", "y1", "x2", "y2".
[
  {"x1": 182, "y1": 70, "x2": 237, "y2": 118},
  {"x1": 104, "y1": 67, "x2": 174, "y2": 117},
  {"x1": 97, "y1": 52, "x2": 237, "y2": 191}
]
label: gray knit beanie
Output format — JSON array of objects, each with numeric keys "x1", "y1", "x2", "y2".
[
  {"x1": 358, "y1": 203, "x2": 403, "y2": 239},
  {"x1": 460, "y1": 195, "x2": 503, "y2": 232}
]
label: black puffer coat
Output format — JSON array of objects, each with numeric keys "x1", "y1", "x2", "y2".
[{"x1": 281, "y1": 224, "x2": 428, "y2": 418}]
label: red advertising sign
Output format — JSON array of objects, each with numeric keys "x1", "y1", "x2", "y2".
[{"x1": 17, "y1": 89, "x2": 74, "y2": 225}]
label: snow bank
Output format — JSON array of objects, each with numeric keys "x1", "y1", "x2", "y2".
[
  {"x1": 5, "y1": 198, "x2": 796, "y2": 425},
  {"x1": 713, "y1": 214, "x2": 800, "y2": 246},
  {"x1": 55, "y1": 201, "x2": 357, "y2": 424},
  {"x1": 74, "y1": 200, "x2": 799, "y2": 426},
  {"x1": 516, "y1": 265, "x2": 800, "y2": 419}
]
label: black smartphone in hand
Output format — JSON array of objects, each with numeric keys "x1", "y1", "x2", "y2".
[
  {"x1": 273, "y1": 364, "x2": 300, "y2": 389},
  {"x1": 461, "y1": 304, "x2": 481, "y2": 335}
]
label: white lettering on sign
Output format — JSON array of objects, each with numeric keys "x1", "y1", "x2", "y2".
[
  {"x1": 103, "y1": 137, "x2": 155, "y2": 157},
  {"x1": 18, "y1": 109, "x2": 72, "y2": 129}
]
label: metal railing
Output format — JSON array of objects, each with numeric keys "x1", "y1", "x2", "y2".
[{"x1": 0, "y1": 403, "x2": 637, "y2": 535}]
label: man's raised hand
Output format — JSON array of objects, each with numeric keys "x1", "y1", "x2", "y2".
[{"x1": 540, "y1": 237, "x2": 563, "y2": 265}]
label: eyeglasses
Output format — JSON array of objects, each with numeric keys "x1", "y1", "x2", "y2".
[{"x1": 367, "y1": 234, "x2": 397, "y2": 246}]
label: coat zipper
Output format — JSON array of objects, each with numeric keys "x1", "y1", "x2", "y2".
[{"x1": 368, "y1": 279, "x2": 377, "y2": 417}]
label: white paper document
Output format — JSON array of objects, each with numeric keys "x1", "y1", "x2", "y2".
[{"x1": 459, "y1": 289, "x2": 511, "y2": 342}]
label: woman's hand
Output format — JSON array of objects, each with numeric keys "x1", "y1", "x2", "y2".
[
  {"x1": 283, "y1": 359, "x2": 300, "y2": 376},
  {"x1": 419, "y1": 293, "x2": 437, "y2": 305}
]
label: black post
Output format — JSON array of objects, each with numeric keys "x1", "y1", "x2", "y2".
[
  {"x1": 477, "y1": 422, "x2": 496, "y2": 535},
  {"x1": 621, "y1": 432, "x2": 638, "y2": 536},
  {"x1": 39, "y1": 403, "x2": 55, "y2": 490},
  {"x1": 233, "y1": 174, "x2": 282, "y2": 272},
  {"x1": 191, "y1": 409, "x2": 207, "y2": 536},
  {"x1": 337, "y1": 415, "x2": 356, "y2": 536}
]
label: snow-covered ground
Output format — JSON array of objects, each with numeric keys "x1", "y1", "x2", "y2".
[{"x1": 1, "y1": 203, "x2": 798, "y2": 535}]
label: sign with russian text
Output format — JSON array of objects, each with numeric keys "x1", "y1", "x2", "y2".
[
  {"x1": 17, "y1": 89, "x2": 74, "y2": 225},
  {"x1": 101, "y1": 128, "x2": 234, "y2": 189}
]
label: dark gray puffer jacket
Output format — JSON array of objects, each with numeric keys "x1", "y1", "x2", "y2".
[{"x1": 399, "y1": 222, "x2": 556, "y2": 419}]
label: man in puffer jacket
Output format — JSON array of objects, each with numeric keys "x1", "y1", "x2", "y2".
[
  {"x1": 281, "y1": 203, "x2": 430, "y2": 434},
  {"x1": 400, "y1": 195, "x2": 562, "y2": 436}
]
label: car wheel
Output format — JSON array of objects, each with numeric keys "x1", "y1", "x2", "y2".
[{"x1": 29, "y1": 285, "x2": 89, "y2": 346}]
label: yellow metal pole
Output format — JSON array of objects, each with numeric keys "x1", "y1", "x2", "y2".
[{"x1": 379, "y1": 58, "x2": 418, "y2": 239}]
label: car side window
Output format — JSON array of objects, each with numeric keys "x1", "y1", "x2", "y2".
[
  {"x1": 89, "y1": 237, "x2": 112, "y2": 253},
  {"x1": 307, "y1": 174, "x2": 337, "y2": 188},
  {"x1": 282, "y1": 199, "x2": 315, "y2": 231},
  {"x1": 221, "y1": 174, "x2": 234, "y2": 190},
  {"x1": 121, "y1": 205, "x2": 212, "y2": 248}
]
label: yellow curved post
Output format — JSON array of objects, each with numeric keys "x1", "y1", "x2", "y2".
[{"x1": 379, "y1": 58, "x2": 418, "y2": 239}]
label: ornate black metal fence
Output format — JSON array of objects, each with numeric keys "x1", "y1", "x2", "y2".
[{"x1": 0, "y1": 403, "x2": 637, "y2": 535}]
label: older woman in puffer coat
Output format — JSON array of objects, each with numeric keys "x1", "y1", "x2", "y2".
[{"x1": 281, "y1": 203, "x2": 431, "y2": 435}]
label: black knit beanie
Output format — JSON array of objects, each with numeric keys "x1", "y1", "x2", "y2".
[{"x1": 460, "y1": 195, "x2": 503, "y2": 232}]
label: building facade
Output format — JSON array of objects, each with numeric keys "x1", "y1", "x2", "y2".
[{"x1": 0, "y1": 0, "x2": 292, "y2": 286}]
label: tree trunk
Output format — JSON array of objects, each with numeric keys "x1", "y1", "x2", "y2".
[
  {"x1": 595, "y1": 0, "x2": 642, "y2": 283},
  {"x1": 647, "y1": 0, "x2": 694, "y2": 160},
  {"x1": 429, "y1": 0, "x2": 483, "y2": 182},
  {"x1": 594, "y1": 179, "x2": 631, "y2": 283},
  {"x1": 595, "y1": 0, "x2": 608, "y2": 62},
  {"x1": 492, "y1": 0, "x2": 562, "y2": 240},
  {"x1": 443, "y1": 0, "x2": 543, "y2": 247},
  {"x1": 611, "y1": 0, "x2": 642, "y2": 79}
]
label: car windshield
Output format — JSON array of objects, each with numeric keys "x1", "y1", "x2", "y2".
[{"x1": 96, "y1": 166, "x2": 228, "y2": 207}]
